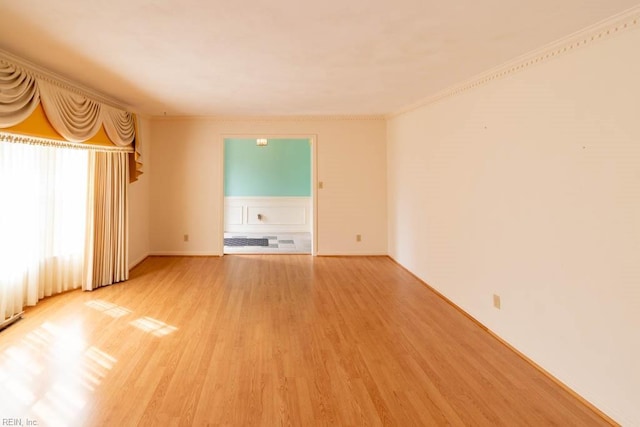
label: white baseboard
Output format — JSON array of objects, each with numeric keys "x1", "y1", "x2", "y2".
[
  {"x1": 0, "y1": 311, "x2": 24, "y2": 331},
  {"x1": 129, "y1": 253, "x2": 150, "y2": 270},
  {"x1": 316, "y1": 251, "x2": 388, "y2": 256},
  {"x1": 148, "y1": 251, "x2": 386, "y2": 257},
  {"x1": 148, "y1": 251, "x2": 222, "y2": 257}
]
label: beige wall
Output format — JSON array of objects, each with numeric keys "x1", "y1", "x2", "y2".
[
  {"x1": 149, "y1": 118, "x2": 387, "y2": 255},
  {"x1": 387, "y1": 28, "x2": 640, "y2": 425},
  {"x1": 128, "y1": 116, "x2": 151, "y2": 268}
]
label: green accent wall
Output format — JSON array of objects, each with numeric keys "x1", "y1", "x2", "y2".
[{"x1": 224, "y1": 138, "x2": 311, "y2": 197}]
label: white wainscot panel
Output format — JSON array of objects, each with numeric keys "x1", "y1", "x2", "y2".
[
  {"x1": 247, "y1": 206, "x2": 305, "y2": 225},
  {"x1": 224, "y1": 206, "x2": 243, "y2": 225},
  {"x1": 224, "y1": 197, "x2": 311, "y2": 233}
]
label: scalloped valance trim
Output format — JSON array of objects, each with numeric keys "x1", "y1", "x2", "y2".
[
  {"x1": 0, "y1": 131, "x2": 133, "y2": 153},
  {"x1": 38, "y1": 79, "x2": 105, "y2": 143},
  {"x1": 0, "y1": 48, "x2": 126, "y2": 111},
  {"x1": 0, "y1": 53, "x2": 142, "y2": 179},
  {"x1": 0, "y1": 61, "x2": 40, "y2": 127},
  {"x1": 0, "y1": 59, "x2": 136, "y2": 144}
]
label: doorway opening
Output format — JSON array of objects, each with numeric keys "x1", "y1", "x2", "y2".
[{"x1": 221, "y1": 137, "x2": 316, "y2": 255}]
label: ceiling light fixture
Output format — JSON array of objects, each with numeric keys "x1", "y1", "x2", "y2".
[{"x1": 256, "y1": 138, "x2": 268, "y2": 146}]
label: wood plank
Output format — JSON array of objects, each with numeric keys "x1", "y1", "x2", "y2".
[{"x1": 0, "y1": 255, "x2": 614, "y2": 426}]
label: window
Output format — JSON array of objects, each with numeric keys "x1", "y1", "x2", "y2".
[{"x1": 0, "y1": 141, "x2": 88, "y2": 320}]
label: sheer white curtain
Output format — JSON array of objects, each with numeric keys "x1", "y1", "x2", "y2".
[
  {"x1": 0, "y1": 138, "x2": 131, "y2": 320},
  {"x1": 0, "y1": 141, "x2": 88, "y2": 321}
]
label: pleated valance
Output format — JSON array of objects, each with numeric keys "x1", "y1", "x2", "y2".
[
  {"x1": 38, "y1": 80, "x2": 104, "y2": 143},
  {"x1": 103, "y1": 105, "x2": 136, "y2": 146},
  {"x1": 0, "y1": 56, "x2": 142, "y2": 178},
  {"x1": 0, "y1": 61, "x2": 40, "y2": 127}
]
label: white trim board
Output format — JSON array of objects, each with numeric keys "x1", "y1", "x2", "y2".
[
  {"x1": 224, "y1": 196, "x2": 311, "y2": 233},
  {"x1": 148, "y1": 251, "x2": 222, "y2": 257}
]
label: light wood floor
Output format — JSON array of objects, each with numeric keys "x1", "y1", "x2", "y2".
[{"x1": 0, "y1": 256, "x2": 610, "y2": 426}]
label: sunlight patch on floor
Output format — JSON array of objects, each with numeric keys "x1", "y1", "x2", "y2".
[
  {"x1": 130, "y1": 316, "x2": 178, "y2": 337},
  {"x1": 0, "y1": 320, "x2": 118, "y2": 426},
  {"x1": 85, "y1": 299, "x2": 132, "y2": 318}
]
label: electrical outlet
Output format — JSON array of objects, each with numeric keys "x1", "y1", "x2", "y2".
[
  {"x1": 493, "y1": 294, "x2": 501, "y2": 310},
  {"x1": 183, "y1": 234, "x2": 189, "y2": 242},
  {"x1": 356, "y1": 234, "x2": 362, "y2": 242}
]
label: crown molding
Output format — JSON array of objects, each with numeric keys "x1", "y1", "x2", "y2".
[
  {"x1": 151, "y1": 114, "x2": 386, "y2": 122},
  {"x1": 0, "y1": 48, "x2": 131, "y2": 112},
  {"x1": 134, "y1": 112, "x2": 154, "y2": 120},
  {"x1": 0, "y1": 131, "x2": 133, "y2": 153},
  {"x1": 388, "y1": 5, "x2": 640, "y2": 119}
]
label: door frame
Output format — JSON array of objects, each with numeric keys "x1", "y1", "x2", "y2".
[{"x1": 218, "y1": 134, "x2": 318, "y2": 256}]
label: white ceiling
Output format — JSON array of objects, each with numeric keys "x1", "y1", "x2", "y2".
[{"x1": 0, "y1": 0, "x2": 637, "y2": 116}]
